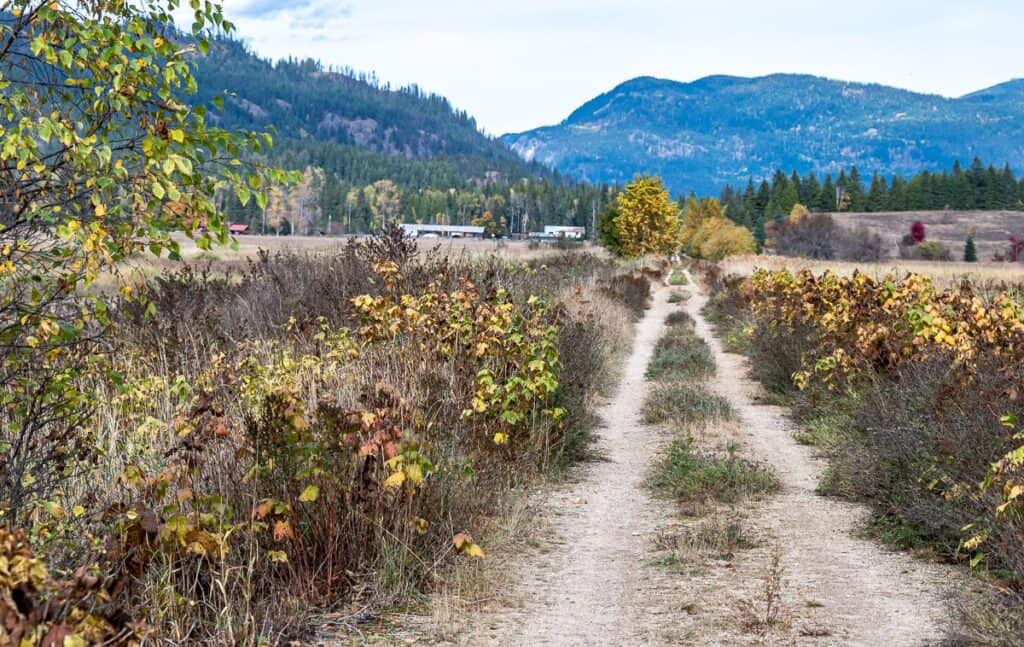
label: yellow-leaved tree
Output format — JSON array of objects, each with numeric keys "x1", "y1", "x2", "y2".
[
  {"x1": 613, "y1": 176, "x2": 682, "y2": 257},
  {"x1": 680, "y1": 197, "x2": 756, "y2": 260}
]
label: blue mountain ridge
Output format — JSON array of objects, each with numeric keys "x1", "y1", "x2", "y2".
[{"x1": 501, "y1": 74, "x2": 1024, "y2": 195}]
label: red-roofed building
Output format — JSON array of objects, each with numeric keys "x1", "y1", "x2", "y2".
[{"x1": 229, "y1": 223, "x2": 250, "y2": 234}]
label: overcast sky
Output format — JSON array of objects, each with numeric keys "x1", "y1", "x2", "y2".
[{"x1": 211, "y1": 0, "x2": 1024, "y2": 135}]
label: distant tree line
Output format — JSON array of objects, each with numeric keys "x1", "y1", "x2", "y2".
[
  {"x1": 220, "y1": 141, "x2": 614, "y2": 235},
  {"x1": 194, "y1": 37, "x2": 613, "y2": 236},
  {"x1": 719, "y1": 158, "x2": 1024, "y2": 244}
]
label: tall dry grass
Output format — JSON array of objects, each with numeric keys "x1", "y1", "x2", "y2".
[{"x1": 8, "y1": 232, "x2": 649, "y2": 644}]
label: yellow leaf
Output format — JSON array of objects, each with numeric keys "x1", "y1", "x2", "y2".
[
  {"x1": 406, "y1": 463, "x2": 424, "y2": 486},
  {"x1": 267, "y1": 550, "x2": 288, "y2": 563},
  {"x1": 493, "y1": 432, "x2": 509, "y2": 445},
  {"x1": 384, "y1": 471, "x2": 406, "y2": 488},
  {"x1": 273, "y1": 520, "x2": 294, "y2": 542},
  {"x1": 465, "y1": 543, "x2": 486, "y2": 558},
  {"x1": 413, "y1": 517, "x2": 429, "y2": 535},
  {"x1": 299, "y1": 484, "x2": 319, "y2": 502},
  {"x1": 168, "y1": 128, "x2": 185, "y2": 143}
]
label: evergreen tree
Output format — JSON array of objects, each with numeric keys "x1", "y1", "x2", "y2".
[
  {"x1": 889, "y1": 175, "x2": 908, "y2": 211},
  {"x1": 866, "y1": 172, "x2": 888, "y2": 211},
  {"x1": 846, "y1": 166, "x2": 867, "y2": 211},
  {"x1": 820, "y1": 174, "x2": 837, "y2": 211},
  {"x1": 964, "y1": 235, "x2": 978, "y2": 262},
  {"x1": 803, "y1": 172, "x2": 822, "y2": 210}
]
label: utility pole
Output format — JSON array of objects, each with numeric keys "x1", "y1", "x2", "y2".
[{"x1": 591, "y1": 200, "x2": 597, "y2": 242}]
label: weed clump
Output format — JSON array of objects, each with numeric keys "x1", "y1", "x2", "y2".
[
  {"x1": 651, "y1": 440, "x2": 779, "y2": 505},
  {"x1": 645, "y1": 313, "x2": 713, "y2": 382},
  {"x1": 643, "y1": 382, "x2": 734, "y2": 428}
]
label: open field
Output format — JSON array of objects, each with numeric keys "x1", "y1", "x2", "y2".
[
  {"x1": 103, "y1": 235, "x2": 594, "y2": 289},
  {"x1": 169, "y1": 233, "x2": 590, "y2": 260},
  {"x1": 831, "y1": 209, "x2": 1024, "y2": 260}
]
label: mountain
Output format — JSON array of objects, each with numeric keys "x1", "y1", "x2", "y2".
[
  {"x1": 194, "y1": 38, "x2": 540, "y2": 173},
  {"x1": 500, "y1": 74, "x2": 1024, "y2": 195},
  {"x1": 189, "y1": 39, "x2": 608, "y2": 234}
]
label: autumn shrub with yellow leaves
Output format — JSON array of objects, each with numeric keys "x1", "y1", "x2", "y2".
[
  {"x1": 1, "y1": 234, "x2": 643, "y2": 644},
  {"x1": 709, "y1": 267, "x2": 1024, "y2": 640}
]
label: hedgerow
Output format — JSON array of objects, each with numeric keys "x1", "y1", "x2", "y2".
[{"x1": 710, "y1": 267, "x2": 1024, "y2": 642}]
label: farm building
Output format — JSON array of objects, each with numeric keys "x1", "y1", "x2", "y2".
[
  {"x1": 544, "y1": 225, "x2": 586, "y2": 239},
  {"x1": 399, "y1": 223, "x2": 485, "y2": 238}
]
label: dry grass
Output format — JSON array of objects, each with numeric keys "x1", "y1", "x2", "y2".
[
  {"x1": 172, "y1": 234, "x2": 589, "y2": 262},
  {"x1": 737, "y1": 548, "x2": 790, "y2": 636},
  {"x1": 93, "y1": 235, "x2": 598, "y2": 291},
  {"x1": 830, "y1": 209, "x2": 1024, "y2": 261},
  {"x1": 655, "y1": 514, "x2": 753, "y2": 565},
  {"x1": 720, "y1": 254, "x2": 1024, "y2": 287}
]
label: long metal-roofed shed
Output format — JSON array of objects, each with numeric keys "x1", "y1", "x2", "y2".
[{"x1": 399, "y1": 223, "x2": 486, "y2": 238}]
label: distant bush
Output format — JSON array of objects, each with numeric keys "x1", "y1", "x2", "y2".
[
  {"x1": 911, "y1": 220, "x2": 927, "y2": 244},
  {"x1": 909, "y1": 240, "x2": 952, "y2": 261},
  {"x1": 837, "y1": 225, "x2": 884, "y2": 261},
  {"x1": 681, "y1": 197, "x2": 757, "y2": 260},
  {"x1": 993, "y1": 235, "x2": 1024, "y2": 262},
  {"x1": 768, "y1": 206, "x2": 837, "y2": 259},
  {"x1": 767, "y1": 205, "x2": 883, "y2": 261}
]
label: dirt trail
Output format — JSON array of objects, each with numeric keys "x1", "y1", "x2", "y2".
[
  {"x1": 460, "y1": 286, "x2": 684, "y2": 645},
  {"x1": 454, "y1": 276, "x2": 953, "y2": 646},
  {"x1": 681, "y1": 269, "x2": 952, "y2": 645}
]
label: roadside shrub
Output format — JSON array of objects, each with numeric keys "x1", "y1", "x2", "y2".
[
  {"x1": 9, "y1": 232, "x2": 649, "y2": 643},
  {"x1": 597, "y1": 271, "x2": 651, "y2": 320},
  {"x1": 725, "y1": 267, "x2": 1024, "y2": 636}
]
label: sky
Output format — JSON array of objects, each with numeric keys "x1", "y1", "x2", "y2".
[{"x1": 209, "y1": 0, "x2": 1024, "y2": 135}]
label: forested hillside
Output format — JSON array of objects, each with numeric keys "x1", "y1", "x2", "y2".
[
  {"x1": 503, "y1": 74, "x2": 1024, "y2": 197},
  {"x1": 194, "y1": 38, "x2": 610, "y2": 234}
]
